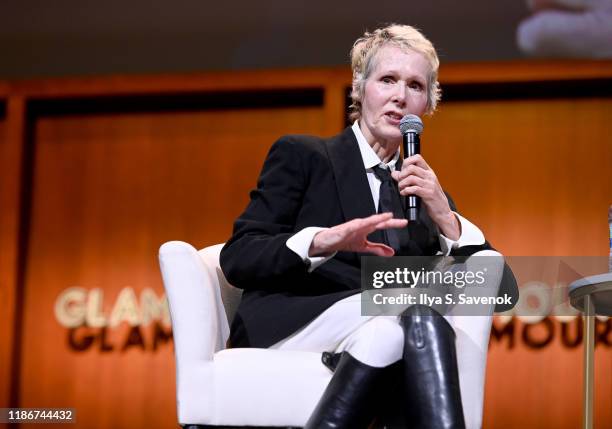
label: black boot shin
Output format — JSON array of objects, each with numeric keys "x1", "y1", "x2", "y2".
[
  {"x1": 305, "y1": 351, "x2": 384, "y2": 429},
  {"x1": 401, "y1": 304, "x2": 466, "y2": 429}
]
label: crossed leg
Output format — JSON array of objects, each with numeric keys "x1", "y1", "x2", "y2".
[{"x1": 270, "y1": 250, "x2": 505, "y2": 429}]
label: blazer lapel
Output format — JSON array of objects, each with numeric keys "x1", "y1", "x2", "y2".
[{"x1": 324, "y1": 127, "x2": 385, "y2": 244}]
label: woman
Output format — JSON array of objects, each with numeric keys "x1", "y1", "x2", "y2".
[{"x1": 221, "y1": 24, "x2": 514, "y2": 429}]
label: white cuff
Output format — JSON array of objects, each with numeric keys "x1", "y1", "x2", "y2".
[
  {"x1": 286, "y1": 227, "x2": 337, "y2": 272},
  {"x1": 438, "y1": 212, "x2": 486, "y2": 256}
]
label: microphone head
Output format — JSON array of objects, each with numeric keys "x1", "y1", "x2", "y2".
[{"x1": 399, "y1": 114, "x2": 424, "y2": 135}]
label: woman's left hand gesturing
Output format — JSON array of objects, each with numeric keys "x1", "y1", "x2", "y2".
[{"x1": 391, "y1": 154, "x2": 460, "y2": 240}]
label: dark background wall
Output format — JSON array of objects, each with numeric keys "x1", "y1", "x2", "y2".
[{"x1": 0, "y1": 0, "x2": 528, "y2": 78}]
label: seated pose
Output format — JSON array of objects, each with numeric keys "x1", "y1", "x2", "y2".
[{"x1": 221, "y1": 24, "x2": 516, "y2": 429}]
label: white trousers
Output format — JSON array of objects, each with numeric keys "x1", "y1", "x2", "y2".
[{"x1": 269, "y1": 250, "x2": 505, "y2": 429}]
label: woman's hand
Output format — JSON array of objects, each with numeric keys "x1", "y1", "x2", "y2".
[
  {"x1": 309, "y1": 213, "x2": 408, "y2": 257},
  {"x1": 391, "y1": 154, "x2": 460, "y2": 240},
  {"x1": 517, "y1": 0, "x2": 612, "y2": 59}
]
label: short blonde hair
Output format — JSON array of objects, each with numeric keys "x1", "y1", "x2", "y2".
[{"x1": 349, "y1": 24, "x2": 441, "y2": 121}]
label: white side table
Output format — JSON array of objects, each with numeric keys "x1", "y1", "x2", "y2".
[{"x1": 569, "y1": 273, "x2": 612, "y2": 429}]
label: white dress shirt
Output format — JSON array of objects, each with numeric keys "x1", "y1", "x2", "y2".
[{"x1": 287, "y1": 121, "x2": 485, "y2": 271}]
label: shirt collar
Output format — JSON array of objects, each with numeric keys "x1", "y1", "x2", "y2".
[{"x1": 351, "y1": 121, "x2": 400, "y2": 171}]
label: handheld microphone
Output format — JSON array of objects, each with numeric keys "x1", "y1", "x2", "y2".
[{"x1": 399, "y1": 114, "x2": 424, "y2": 222}]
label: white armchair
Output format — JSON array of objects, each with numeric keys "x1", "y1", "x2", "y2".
[
  {"x1": 159, "y1": 241, "x2": 503, "y2": 429},
  {"x1": 158, "y1": 241, "x2": 332, "y2": 428}
]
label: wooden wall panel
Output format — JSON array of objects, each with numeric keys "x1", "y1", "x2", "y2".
[
  {"x1": 485, "y1": 317, "x2": 611, "y2": 429},
  {"x1": 424, "y1": 97, "x2": 612, "y2": 256},
  {"x1": 422, "y1": 97, "x2": 612, "y2": 429},
  {"x1": 0, "y1": 103, "x2": 9, "y2": 409},
  {"x1": 17, "y1": 105, "x2": 327, "y2": 428},
  {"x1": 0, "y1": 97, "x2": 25, "y2": 412}
]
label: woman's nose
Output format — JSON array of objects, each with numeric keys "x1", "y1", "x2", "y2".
[{"x1": 391, "y1": 83, "x2": 407, "y2": 105}]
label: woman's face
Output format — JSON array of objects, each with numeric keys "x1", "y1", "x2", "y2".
[{"x1": 359, "y1": 44, "x2": 430, "y2": 147}]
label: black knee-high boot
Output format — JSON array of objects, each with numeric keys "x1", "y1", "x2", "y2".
[
  {"x1": 304, "y1": 351, "x2": 385, "y2": 429},
  {"x1": 400, "y1": 304, "x2": 466, "y2": 429}
]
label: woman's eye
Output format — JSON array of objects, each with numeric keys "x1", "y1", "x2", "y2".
[
  {"x1": 381, "y1": 76, "x2": 394, "y2": 84},
  {"x1": 409, "y1": 82, "x2": 424, "y2": 91}
]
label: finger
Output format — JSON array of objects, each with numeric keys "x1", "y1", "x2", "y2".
[
  {"x1": 366, "y1": 212, "x2": 394, "y2": 222},
  {"x1": 393, "y1": 164, "x2": 429, "y2": 181},
  {"x1": 343, "y1": 213, "x2": 393, "y2": 235},
  {"x1": 375, "y1": 218, "x2": 408, "y2": 230},
  {"x1": 399, "y1": 185, "x2": 424, "y2": 197},
  {"x1": 402, "y1": 154, "x2": 430, "y2": 170},
  {"x1": 357, "y1": 212, "x2": 395, "y2": 230},
  {"x1": 363, "y1": 241, "x2": 395, "y2": 257},
  {"x1": 401, "y1": 184, "x2": 442, "y2": 200},
  {"x1": 398, "y1": 175, "x2": 427, "y2": 190}
]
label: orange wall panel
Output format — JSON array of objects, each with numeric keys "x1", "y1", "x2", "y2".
[
  {"x1": 17, "y1": 105, "x2": 327, "y2": 428},
  {"x1": 423, "y1": 97, "x2": 612, "y2": 428},
  {"x1": 0, "y1": 109, "x2": 10, "y2": 409},
  {"x1": 424, "y1": 97, "x2": 612, "y2": 257}
]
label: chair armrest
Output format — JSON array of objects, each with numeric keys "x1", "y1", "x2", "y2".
[
  {"x1": 447, "y1": 249, "x2": 505, "y2": 429},
  {"x1": 159, "y1": 241, "x2": 229, "y2": 363}
]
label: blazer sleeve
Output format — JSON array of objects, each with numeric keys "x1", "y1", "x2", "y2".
[{"x1": 220, "y1": 136, "x2": 311, "y2": 289}]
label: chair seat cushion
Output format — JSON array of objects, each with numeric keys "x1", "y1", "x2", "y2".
[{"x1": 179, "y1": 348, "x2": 332, "y2": 427}]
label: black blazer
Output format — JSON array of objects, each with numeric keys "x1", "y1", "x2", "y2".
[{"x1": 220, "y1": 127, "x2": 516, "y2": 348}]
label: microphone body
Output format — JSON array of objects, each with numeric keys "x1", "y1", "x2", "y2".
[
  {"x1": 399, "y1": 114, "x2": 424, "y2": 222},
  {"x1": 402, "y1": 130, "x2": 421, "y2": 221}
]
